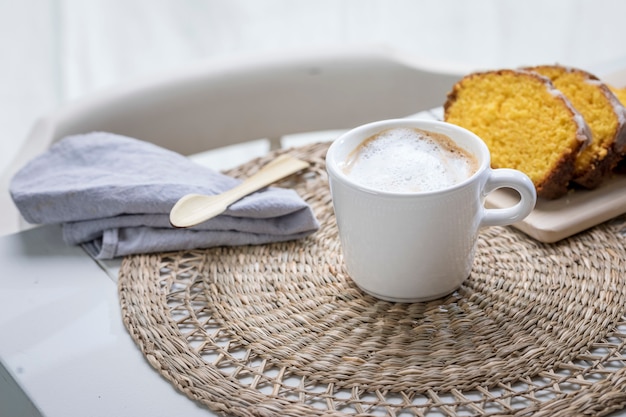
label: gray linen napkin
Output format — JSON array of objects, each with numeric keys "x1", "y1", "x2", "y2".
[{"x1": 9, "y1": 132, "x2": 319, "y2": 259}]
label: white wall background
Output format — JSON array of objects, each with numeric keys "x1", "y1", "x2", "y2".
[{"x1": 3, "y1": 0, "x2": 626, "y2": 174}]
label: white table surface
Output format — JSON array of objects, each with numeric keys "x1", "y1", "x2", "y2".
[
  {"x1": 0, "y1": 224, "x2": 215, "y2": 417},
  {"x1": 2, "y1": 131, "x2": 626, "y2": 417}
]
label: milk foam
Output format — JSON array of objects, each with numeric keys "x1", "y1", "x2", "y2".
[{"x1": 343, "y1": 128, "x2": 478, "y2": 193}]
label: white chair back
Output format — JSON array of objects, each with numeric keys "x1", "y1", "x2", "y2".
[{"x1": 0, "y1": 46, "x2": 464, "y2": 235}]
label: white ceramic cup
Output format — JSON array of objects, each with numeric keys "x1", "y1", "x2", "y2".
[{"x1": 326, "y1": 119, "x2": 537, "y2": 302}]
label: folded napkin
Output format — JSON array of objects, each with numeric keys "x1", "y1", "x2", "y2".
[{"x1": 10, "y1": 132, "x2": 319, "y2": 259}]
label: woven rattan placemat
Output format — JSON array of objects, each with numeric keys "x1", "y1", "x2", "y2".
[{"x1": 119, "y1": 142, "x2": 626, "y2": 417}]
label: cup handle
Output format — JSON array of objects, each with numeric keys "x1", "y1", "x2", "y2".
[{"x1": 480, "y1": 168, "x2": 537, "y2": 228}]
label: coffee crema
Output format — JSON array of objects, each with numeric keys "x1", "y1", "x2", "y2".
[{"x1": 341, "y1": 127, "x2": 479, "y2": 193}]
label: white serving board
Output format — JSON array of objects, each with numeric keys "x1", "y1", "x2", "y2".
[{"x1": 486, "y1": 174, "x2": 626, "y2": 243}]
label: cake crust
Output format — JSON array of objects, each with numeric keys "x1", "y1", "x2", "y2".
[{"x1": 608, "y1": 85, "x2": 626, "y2": 173}]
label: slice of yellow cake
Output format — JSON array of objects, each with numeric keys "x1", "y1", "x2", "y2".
[
  {"x1": 526, "y1": 65, "x2": 626, "y2": 189},
  {"x1": 444, "y1": 69, "x2": 591, "y2": 199}
]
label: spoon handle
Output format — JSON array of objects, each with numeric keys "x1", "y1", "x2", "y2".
[{"x1": 224, "y1": 154, "x2": 309, "y2": 202}]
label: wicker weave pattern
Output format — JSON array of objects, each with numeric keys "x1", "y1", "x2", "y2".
[{"x1": 119, "y1": 142, "x2": 626, "y2": 416}]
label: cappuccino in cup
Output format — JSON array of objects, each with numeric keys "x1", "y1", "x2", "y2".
[
  {"x1": 341, "y1": 127, "x2": 479, "y2": 193},
  {"x1": 326, "y1": 119, "x2": 536, "y2": 302}
]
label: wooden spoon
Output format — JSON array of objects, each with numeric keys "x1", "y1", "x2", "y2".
[{"x1": 169, "y1": 154, "x2": 310, "y2": 228}]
